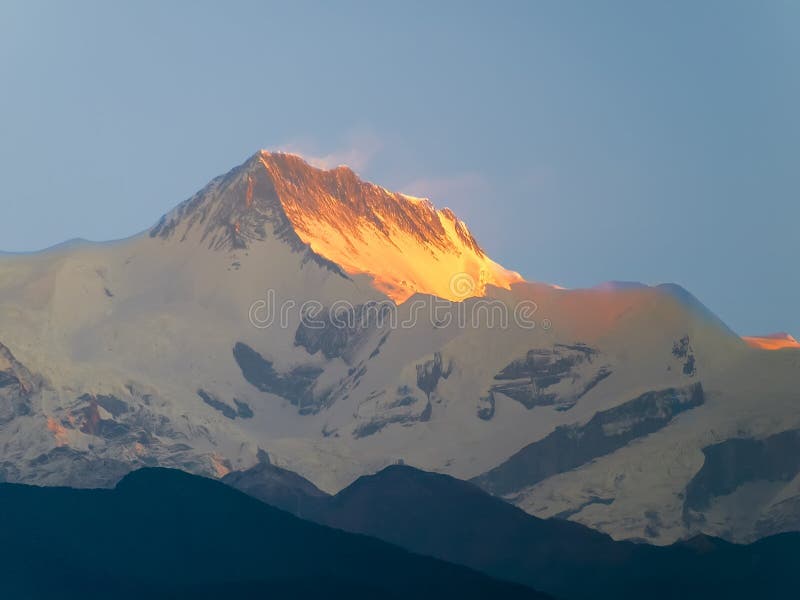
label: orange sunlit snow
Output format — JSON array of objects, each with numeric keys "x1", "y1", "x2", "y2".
[
  {"x1": 46, "y1": 417, "x2": 69, "y2": 447},
  {"x1": 742, "y1": 333, "x2": 800, "y2": 351},
  {"x1": 257, "y1": 151, "x2": 523, "y2": 302}
]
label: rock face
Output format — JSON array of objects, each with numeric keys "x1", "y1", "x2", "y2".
[
  {"x1": 684, "y1": 430, "x2": 800, "y2": 539},
  {"x1": 0, "y1": 151, "x2": 796, "y2": 543},
  {"x1": 0, "y1": 342, "x2": 39, "y2": 425},
  {"x1": 294, "y1": 302, "x2": 391, "y2": 362},
  {"x1": 232, "y1": 342, "x2": 325, "y2": 414},
  {"x1": 473, "y1": 383, "x2": 705, "y2": 497},
  {"x1": 489, "y1": 344, "x2": 612, "y2": 411}
]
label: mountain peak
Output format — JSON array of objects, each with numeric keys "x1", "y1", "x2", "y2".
[
  {"x1": 255, "y1": 150, "x2": 523, "y2": 302},
  {"x1": 152, "y1": 150, "x2": 523, "y2": 302}
]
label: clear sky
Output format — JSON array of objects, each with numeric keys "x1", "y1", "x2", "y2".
[{"x1": 1, "y1": 1, "x2": 797, "y2": 335}]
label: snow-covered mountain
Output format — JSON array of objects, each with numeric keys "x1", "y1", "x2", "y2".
[{"x1": 0, "y1": 151, "x2": 797, "y2": 544}]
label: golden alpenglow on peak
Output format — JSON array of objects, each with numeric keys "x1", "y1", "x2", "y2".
[
  {"x1": 256, "y1": 151, "x2": 524, "y2": 302},
  {"x1": 742, "y1": 332, "x2": 800, "y2": 351}
]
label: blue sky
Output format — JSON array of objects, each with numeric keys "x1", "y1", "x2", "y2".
[{"x1": 1, "y1": 1, "x2": 797, "y2": 335}]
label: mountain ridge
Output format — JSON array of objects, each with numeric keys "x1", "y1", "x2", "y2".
[
  {"x1": 0, "y1": 466, "x2": 549, "y2": 599},
  {"x1": 150, "y1": 150, "x2": 523, "y2": 302},
  {"x1": 224, "y1": 461, "x2": 800, "y2": 599}
]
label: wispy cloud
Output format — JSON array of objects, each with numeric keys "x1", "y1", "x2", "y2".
[{"x1": 277, "y1": 131, "x2": 382, "y2": 173}]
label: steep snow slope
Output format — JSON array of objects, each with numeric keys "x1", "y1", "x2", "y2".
[
  {"x1": 259, "y1": 152, "x2": 523, "y2": 302},
  {"x1": 0, "y1": 151, "x2": 796, "y2": 544}
]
